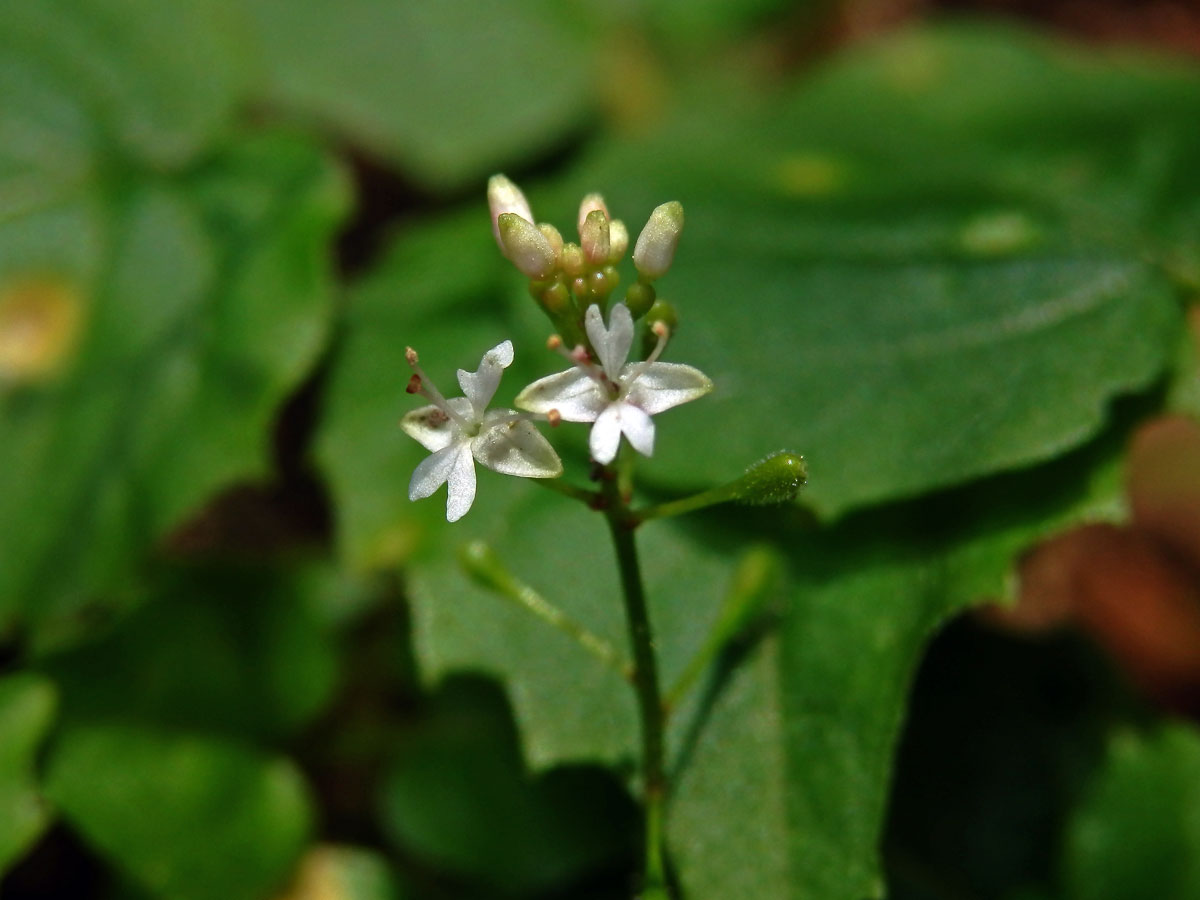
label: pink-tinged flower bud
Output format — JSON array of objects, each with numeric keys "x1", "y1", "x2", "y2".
[
  {"x1": 580, "y1": 209, "x2": 610, "y2": 266},
  {"x1": 577, "y1": 192, "x2": 609, "y2": 234},
  {"x1": 488, "y1": 174, "x2": 534, "y2": 248},
  {"x1": 498, "y1": 213, "x2": 557, "y2": 279},
  {"x1": 607, "y1": 219, "x2": 628, "y2": 263},
  {"x1": 633, "y1": 201, "x2": 684, "y2": 281},
  {"x1": 538, "y1": 223, "x2": 564, "y2": 258}
]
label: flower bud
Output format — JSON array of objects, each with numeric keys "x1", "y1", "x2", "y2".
[
  {"x1": 577, "y1": 192, "x2": 609, "y2": 234},
  {"x1": 538, "y1": 223, "x2": 564, "y2": 259},
  {"x1": 624, "y1": 282, "x2": 655, "y2": 318},
  {"x1": 644, "y1": 298, "x2": 677, "y2": 331},
  {"x1": 560, "y1": 242, "x2": 585, "y2": 277},
  {"x1": 729, "y1": 453, "x2": 807, "y2": 505},
  {"x1": 633, "y1": 201, "x2": 684, "y2": 281},
  {"x1": 607, "y1": 219, "x2": 629, "y2": 263},
  {"x1": 498, "y1": 213, "x2": 557, "y2": 279},
  {"x1": 488, "y1": 174, "x2": 534, "y2": 249},
  {"x1": 581, "y1": 209, "x2": 610, "y2": 266}
]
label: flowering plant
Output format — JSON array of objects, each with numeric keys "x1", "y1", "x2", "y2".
[{"x1": 400, "y1": 176, "x2": 805, "y2": 898}]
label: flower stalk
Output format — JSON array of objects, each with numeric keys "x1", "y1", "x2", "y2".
[{"x1": 601, "y1": 468, "x2": 670, "y2": 896}]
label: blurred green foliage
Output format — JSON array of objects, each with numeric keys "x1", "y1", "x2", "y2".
[{"x1": 2, "y1": 1, "x2": 1200, "y2": 899}]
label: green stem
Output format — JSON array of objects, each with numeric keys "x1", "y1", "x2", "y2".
[
  {"x1": 533, "y1": 475, "x2": 601, "y2": 506},
  {"x1": 459, "y1": 541, "x2": 632, "y2": 680},
  {"x1": 602, "y1": 475, "x2": 669, "y2": 895},
  {"x1": 632, "y1": 481, "x2": 741, "y2": 523}
]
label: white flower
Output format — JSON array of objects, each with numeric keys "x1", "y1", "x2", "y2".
[
  {"x1": 402, "y1": 340, "x2": 562, "y2": 522},
  {"x1": 515, "y1": 304, "x2": 712, "y2": 465}
]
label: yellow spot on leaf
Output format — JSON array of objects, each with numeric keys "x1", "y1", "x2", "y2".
[
  {"x1": 880, "y1": 39, "x2": 943, "y2": 94},
  {"x1": 960, "y1": 211, "x2": 1040, "y2": 257},
  {"x1": 777, "y1": 154, "x2": 846, "y2": 197},
  {"x1": 275, "y1": 847, "x2": 343, "y2": 900},
  {"x1": 0, "y1": 277, "x2": 85, "y2": 383}
]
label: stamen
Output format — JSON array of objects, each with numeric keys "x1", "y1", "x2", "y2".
[
  {"x1": 547, "y1": 333, "x2": 609, "y2": 391},
  {"x1": 647, "y1": 322, "x2": 670, "y2": 364},
  {"x1": 547, "y1": 409, "x2": 561, "y2": 427},
  {"x1": 623, "y1": 322, "x2": 671, "y2": 385},
  {"x1": 404, "y1": 345, "x2": 470, "y2": 427}
]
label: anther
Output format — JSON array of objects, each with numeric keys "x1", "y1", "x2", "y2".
[
  {"x1": 547, "y1": 334, "x2": 563, "y2": 351},
  {"x1": 547, "y1": 409, "x2": 561, "y2": 427},
  {"x1": 405, "y1": 374, "x2": 422, "y2": 394}
]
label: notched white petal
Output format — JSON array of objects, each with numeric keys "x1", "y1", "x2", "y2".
[
  {"x1": 473, "y1": 416, "x2": 563, "y2": 479},
  {"x1": 457, "y1": 339, "x2": 514, "y2": 414},
  {"x1": 445, "y1": 446, "x2": 478, "y2": 522},
  {"x1": 625, "y1": 362, "x2": 713, "y2": 415},
  {"x1": 585, "y1": 303, "x2": 634, "y2": 382},
  {"x1": 589, "y1": 405, "x2": 623, "y2": 464},
  {"x1": 617, "y1": 403, "x2": 656, "y2": 456},
  {"x1": 409, "y1": 445, "x2": 461, "y2": 500},
  {"x1": 515, "y1": 369, "x2": 606, "y2": 421},
  {"x1": 401, "y1": 405, "x2": 456, "y2": 453}
]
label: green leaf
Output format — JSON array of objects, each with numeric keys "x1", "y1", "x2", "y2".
[
  {"x1": 525, "y1": 23, "x2": 1195, "y2": 516},
  {"x1": 571, "y1": 0, "x2": 801, "y2": 47},
  {"x1": 0, "y1": 673, "x2": 56, "y2": 876},
  {"x1": 407, "y1": 474, "x2": 738, "y2": 768},
  {"x1": 0, "y1": 133, "x2": 348, "y2": 640},
  {"x1": 0, "y1": 0, "x2": 246, "y2": 169},
  {"x1": 379, "y1": 677, "x2": 635, "y2": 893},
  {"x1": 47, "y1": 725, "x2": 312, "y2": 900},
  {"x1": 317, "y1": 25, "x2": 1193, "y2": 575},
  {"x1": 243, "y1": 0, "x2": 596, "y2": 189},
  {"x1": 40, "y1": 565, "x2": 339, "y2": 740},
  {"x1": 1064, "y1": 724, "x2": 1200, "y2": 900},
  {"x1": 667, "y1": 433, "x2": 1127, "y2": 900}
]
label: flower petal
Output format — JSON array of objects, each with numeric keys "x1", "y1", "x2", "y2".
[
  {"x1": 617, "y1": 403, "x2": 655, "y2": 456},
  {"x1": 409, "y1": 444, "x2": 462, "y2": 500},
  {"x1": 585, "y1": 303, "x2": 633, "y2": 382},
  {"x1": 624, "y1": 362, "x2": 713, "y2": 415},
  {"x1": 473, "y1": 414, "x2": 563, "y2": 479},
  {"x1": 589, "y1": 404, "x2": 623, "y2": 464},
  {"x1": 401, "y1": 405, "x2": 457, "y2": 452},
  {"x1": 515, "y1": 368, "x2": 606, "y2": 421},
  {"x1": 444, "y1": 445, "x2": 478, "y2": 522},
  {"x1": 457, "y1": 340, "x2": 514, "y2": 415}
]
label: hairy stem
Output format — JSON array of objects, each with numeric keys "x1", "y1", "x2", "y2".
[{"x1": 603, "y1": 475, "x2": 669, "y2": 896}]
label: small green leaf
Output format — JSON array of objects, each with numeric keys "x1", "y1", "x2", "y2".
[
  {"x1": 1065, "y1": 724, "x2": 1200, "y2": 900},
  {"x1": 47, "y1": 725, "x2": 312, "y2": 900},
  {"x1": 0, "y1": 673, "x2": 56, "y2": 876}
]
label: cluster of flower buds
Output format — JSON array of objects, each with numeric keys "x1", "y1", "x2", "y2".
[
  {"x1": 488, "y1": 175, "x2": 684, "y2": 345},
  {"x1": 400, "y1": 177, "x2": 716, "y2": 522}
]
